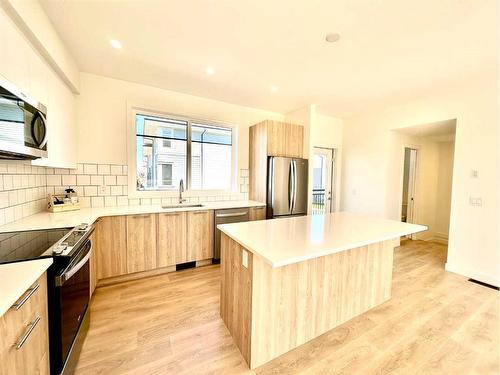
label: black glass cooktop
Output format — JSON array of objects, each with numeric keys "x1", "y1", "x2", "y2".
[{"x1": 0, "y1": 228, "x2": 71, "y2": 265}]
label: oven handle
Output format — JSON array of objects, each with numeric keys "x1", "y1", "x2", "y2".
[{"x1": 55, "y1": 242, "x2": 92, "y2": 287}]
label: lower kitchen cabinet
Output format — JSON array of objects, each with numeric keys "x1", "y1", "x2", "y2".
[
  {"x1": 249, "y1": 206, "x2": 266, "y2": 221},
  {"x1": 126, "y1": 214, "x2": 157, "y2": 273},
  {"x1": 187, "y1": 210, "x2": 214, "y2": 262},
  {"x1": 95, "y1": 216, "x2": 127, "y2": 279},
  {"x1": 157, "y1": 211, "x2": 187, "y2": 267},
  {"x1": 0, "y1": 273, "x2": 49, "y2": 375}
]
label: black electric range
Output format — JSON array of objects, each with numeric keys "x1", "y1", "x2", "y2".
[{"x1": 0, "y1": 224, "x2": 94, "y2": 375}]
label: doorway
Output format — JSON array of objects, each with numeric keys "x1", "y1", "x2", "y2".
[
  {"x1": 401, "y1": 147, "x2": 418, "y2": 238},
  {"x1": 312, "y1": 147, "x2": 336, "y2": 215}
]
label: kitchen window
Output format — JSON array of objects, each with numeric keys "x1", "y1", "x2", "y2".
[{"x1": 134, "y1": 112, "x2": 234, "y2": 191}]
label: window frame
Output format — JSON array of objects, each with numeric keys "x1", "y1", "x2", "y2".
[{"x1": 127, "y1": 106, "x2": 238, "y2": 199}]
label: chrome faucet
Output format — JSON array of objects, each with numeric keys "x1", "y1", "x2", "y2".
[{"x1": 179, "y1": 179, "x2": 186, "y2": 204}]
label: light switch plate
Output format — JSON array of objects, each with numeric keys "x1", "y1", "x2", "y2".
[{"x1": 242, "y1": 249, "x2": 248, "y2": 268}]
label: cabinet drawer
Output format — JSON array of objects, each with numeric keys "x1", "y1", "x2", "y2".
[{"x1": 0, "y1": 273, "x2": 49, "y2": 375}]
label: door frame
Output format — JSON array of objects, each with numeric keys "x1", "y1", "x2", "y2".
[
  {"x1": 399, "y1": 144, "x2": 420, "y2": 239},
  {"x1": 312, "y1": 147, "x2": 336, "y2": 214}
]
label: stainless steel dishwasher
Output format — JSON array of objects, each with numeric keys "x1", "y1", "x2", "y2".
[{"x1": 214, "y1": 208, "x2": 250, "y2": 261}]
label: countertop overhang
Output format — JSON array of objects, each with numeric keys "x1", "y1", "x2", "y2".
[{"x1": 218, "y1": 212, "x2": 427, "y2": 268}]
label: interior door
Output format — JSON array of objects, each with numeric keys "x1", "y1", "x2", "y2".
[{"x1": 268, "y1": 156, "x2": 292, "y2": 216}]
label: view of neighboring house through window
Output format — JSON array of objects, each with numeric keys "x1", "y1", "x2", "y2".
[
  {"x1": 191, "y1": 123, "x2": 232, "y2": 190},
  {"x1": 135, "y1": 113, "x2": 233, "y2": 191}
]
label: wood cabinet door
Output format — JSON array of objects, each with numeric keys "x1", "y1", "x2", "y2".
[
  {"x1": 96, "y1": 216, "x2": 127, "y2": 279},
  {"x1": 267, "y1": 121, "x2": 287, "y2": 156},
  {"x1": 187, "y1": 210, "x2": 214, "y2": 262},
  {"x1": 249, "y1": 206, "x2": 266, "y2": 221},
  {"x1": 126, "y1": 214, "x2": 157, "y2": 273},
  {"x1": 267, "y1": 121, "x2": 304, "y2": 158},
  {"x1": 157, "y1": 211, "x2": 187, "y2": 267},
  {"x1": 286, "y1": 124, "x2": 304, "y2": 158}
]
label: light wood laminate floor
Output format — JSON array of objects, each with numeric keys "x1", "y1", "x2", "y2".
[{"x1": 74, "y1": 240, "x2": 499, "y2": 374}]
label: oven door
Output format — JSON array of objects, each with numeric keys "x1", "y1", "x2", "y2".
[{"x1": 55, "y1": 240, "x2": 91, "y2": 372}]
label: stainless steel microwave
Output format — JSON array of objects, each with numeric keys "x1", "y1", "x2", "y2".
[{"x1": 0, "y1": 76, "x2": 48, "y2": 159}]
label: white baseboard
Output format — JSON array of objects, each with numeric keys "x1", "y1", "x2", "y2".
[{"x1": 445, "y1": 262, "x2": 500, "y2": 288}]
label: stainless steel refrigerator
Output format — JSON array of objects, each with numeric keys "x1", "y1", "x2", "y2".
[{"x1": 267, "y1": 156, "x2": 308, "y2": 218}]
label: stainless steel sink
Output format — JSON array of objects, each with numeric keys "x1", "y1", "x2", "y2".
[{"x1": 162, "y1": 203, "x2": 204, "y2": 209}]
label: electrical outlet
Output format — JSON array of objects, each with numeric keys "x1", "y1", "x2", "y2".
[
  {"x1": 471, "y1": 170, "x2": 479, "y2": 178},
  {"x1": 99, "y1": 185, "x2": 107, "y2": 194},
  {"x1": 242, "y1": 249, "x2": 248, "y2": 268}
]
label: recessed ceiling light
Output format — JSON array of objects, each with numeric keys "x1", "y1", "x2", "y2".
[
  {"x1": 205, "y1": 67, "x2": 215, "y2": 75},
  {"x1": 270, "y1": 86, "x2": 279, "y2": 93},
  {"x1": 325, "y1": 32, "x2": 341, "y2": 43},
  {"x1": 109, "y1": 39, "x2": 122, "y2": 49}
]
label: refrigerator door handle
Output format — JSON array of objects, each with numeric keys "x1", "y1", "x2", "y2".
[
  {"x1": 269, "y1": 157, "x2": 275, "y2": 209},
  {"x1": 292, "y1": 160, "x2": 297, "y2": 213},
  {"x1": 288, "y1": 161, "x2": 293, "y2": 213}
]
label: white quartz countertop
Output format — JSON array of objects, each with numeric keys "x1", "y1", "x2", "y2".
[
  {"x1": 218, "y1": 212, "x2": 427, "y2": 268},
  {"x1": 0, "y1": 258, "x2": 53, "y2": 317},
  {"x1": 0, "y1": 200, "x2": 265, "y2": 233}
]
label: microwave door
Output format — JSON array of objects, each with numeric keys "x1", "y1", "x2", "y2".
[{"x1": 268, "y1": 156, "x2": 293, "y2": 217}]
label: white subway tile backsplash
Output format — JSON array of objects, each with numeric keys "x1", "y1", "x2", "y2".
[
  {"x1": 110, "y1": 185, "x2": 122, "y2": 196},
  {"x1": 104, "y1": 175, "x2": 116, "y2": 186},
  {"x1": 110, "y1": 165, "x2": 122, "y2": 175},
  {"x1": 90, "y1": 175, "x2": 104, "y2": 186},
  {"x1": 116, "y1": 175, "x2": 127, "y2": 185},
  {"x1": 98, "y1": 164, "x2": 110, "y2": 175},
  {"x1": 104, "y1": 196, "x2": 117, "y2": 207},
  {"x1": 76, "y1": 175, "x2": 91, "y2": 185},
  {"x1": 0, "y1": 162, "x2": 248, "y2": 226},
  {"x1": 46, "y1": 175, "x2": 62, "y2": 186},
  {"x1": 91, "y1": 196, "x2": 104, "y2": 208},
  {"x1": 83, "y1": 164, "x2": 97, "y2": 175},
  {"x1": 62, "y1": 175, "x2": 77, "y2": 186},
  {"x1": 84, "y1": 186, "x2": 98, "y2": 196}
]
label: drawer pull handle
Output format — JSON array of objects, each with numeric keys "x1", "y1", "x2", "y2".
[
  {"x1": 12, "y1": 283, "x2": 40, "y2": 310},
  {"x1": 193, "y1": 211, "x2": 207, "y2": 215},
  {"x1": 130, "y1": 214, "x2": 150, "y2": 219},
  {"x1": 15, "y1": 316, "x2": 41, "y2": 350},
  {"x1": 162, "y1": 212, "x2": 181, "y2": 216}
]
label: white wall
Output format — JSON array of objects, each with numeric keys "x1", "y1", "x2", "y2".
[
  {"x1": 341, "y1": 69, "x2": 499, "y2": 286},
  {"x1": 284, "y1": 106, "x2": 344, "y2": 213},
  {"x1": 76, "y1": 73, "x2": 284, "y2": 196},
  {"x1": 435, "y1": 141, "x2": 454, "y2": 239},
  {"x1": 0, "y1": 4, "x2": 78, "y2": 168}
]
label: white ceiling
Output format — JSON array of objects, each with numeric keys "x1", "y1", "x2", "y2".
[
  {"x1": 396, "y1": 119, "x2": 456, "y2": 141},
  {"x1": 40, "y1": 0, "x2": 497, "y2": 117}
]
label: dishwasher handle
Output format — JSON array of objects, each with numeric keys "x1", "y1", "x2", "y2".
[{"x1": 215, "y1": 211, "x2": 248, "y2": 218}]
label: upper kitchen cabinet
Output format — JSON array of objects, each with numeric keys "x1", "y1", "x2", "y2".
[
  {"x1": 266, "y1": 121, "x2": 304, "y2": 158},
  {"x1": 249, "y1": 120, "x2": 304, "y2": 202},
  {"x1": 0, "y1": 7, "x2": 78, "y2": 168}
]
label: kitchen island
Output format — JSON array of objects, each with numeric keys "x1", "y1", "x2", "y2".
[{"x1": 218, "y1": 212, "x2": 427, "y2": 369}]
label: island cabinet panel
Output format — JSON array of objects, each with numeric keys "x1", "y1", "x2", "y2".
[
  {"x1": 249, "y1": 240, "x2": 396, "y2": 368},
  {"x1": 0, "y1": 273, "x2": 50, "y2": 375},
  {"x1": 126, "y1": 214, "x2": 157, "y2": 273},
  {"x1": 186, "y1": 210, "x2": 214, "y2": 262},
  {"x1": 249, "y1": 206, "x2": 266, "y2": 221},
  {"x1": 220, "y1": 233, "x2": 253, "y2": 363},
  {"x1": 157, "y1": 212, "x2": 187, "y2": 267},
  {"x1": 95, "y1": 216, "x2": 128, "y2": 279},
  {"x1": 220, "y1": 234, "x2": 398, "y2": 369}
]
